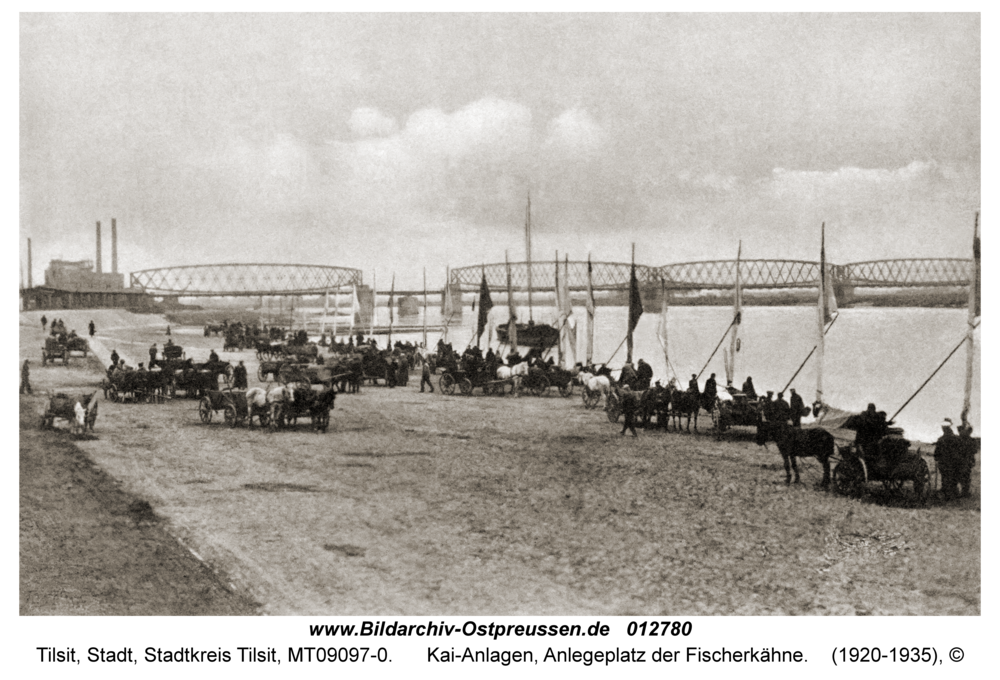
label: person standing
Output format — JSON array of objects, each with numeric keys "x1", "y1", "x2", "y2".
[
  {"x1": 41, "y1": 315, "x2": 47, "y2": 331},
  {"x1": 620, "y1": 386, "x2": 638, "y2": 437},
  {"x1": 775, "y1": 392, "x2": 791, "y2": 425},
  {"x1": 20, "y1": 359, "x2": 32, "y2": 394},
  {"x1": 703, "y1": 373, "x2": 718, "y2": 410},
  {"x1": 149, "y1": 343, "x2": 158, "y2": 368},
  {"x1": 420, "y1": 358, "x2": 435, "y2": 393},
  {"x1": 233, "y1": 361, "x2": 248, "y2": 389},
  {"x1": 934, "y1": 419, "x2": 960, "y2": 500},
  {"x1": 110, "y1": 348, "x2": 120, "y2": 366},
  {"x1": 88, "y1": 320, "x2": 96, "y2": 337},
  {"x1": 789, "y1": 388, "x2": 805, "y2": 428}
]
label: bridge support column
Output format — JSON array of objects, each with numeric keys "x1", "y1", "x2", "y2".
[
  {"x1": 356, "y1": 285, "x2": 374, "y2": 330},
  {"x1": 833, "y1": 282, "x2": 854, "y2": 308},
  {"x1": 441, "y1": 283, "x2": 464, "y2": 319}
]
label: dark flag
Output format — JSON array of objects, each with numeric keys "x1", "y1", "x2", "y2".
[
  {"x1": 477, "y1": 272, "x2": 493, "y2": 346},
  {"x1": 626, "y1": 260, "x2": 643, "y2": 363}
]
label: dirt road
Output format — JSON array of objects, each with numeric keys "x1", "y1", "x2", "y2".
[{"x1": 20, "y1": 311, "x2": 980, "y2": 615}]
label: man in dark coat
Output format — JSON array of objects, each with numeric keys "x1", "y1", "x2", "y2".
[
  {"x1": 110, "y1": 348, "x2": 120, "y2": 366},
  {"x1": 761, "y1": 390, "x2": 775, "y2": 421},
  {"x1": 620, "y1": 362, "x2": 638, "y2": 389},
  {"x1": 703, "y1": 373, "x2": 718, "y2": 410},
  {"x1": 149, "y1": 343, "x2": 158, "y2": 367},
  {"x1": 789, "y1": 388, "x2": 805, "y2": 427},
  {"x1": 774, "y1": 392, "x2": 791, "y2": 424},
  {"x1": 688, "y1": 374, "x2": 699, "y2": 395},
  {"x1": 208, "y1": 349, "x2": 219, "y2": 363},
  {"x1": 934, "y1": 419, "x2": 961, "y2": 499},
  {"x1": 233, "y1": 361, "x2": 248, "y2": 389},
  {"x1": 20, "y1": 360, "x2": 31, "y2": 394},
  {"x1": 88, "y1": 320, "x2": 96, "y2": 337},
  {"x1": 741, "y1": 376, "x2": 757, "y2": 399},
  {"x1": 636, "y1": 359, "x2": 654, "y2": 391},
  {"x1": 41, "y1": 315, "x2": 47, "y2": 331},
  {"x1": 620, "y1": 386, "x2": 638, "y2": 437}
]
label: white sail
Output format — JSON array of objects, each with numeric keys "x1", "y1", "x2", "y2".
[{"x1": 816, "y1": 224, "x2": 837, "y2": 408}]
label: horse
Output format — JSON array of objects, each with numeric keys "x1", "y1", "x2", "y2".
[
  {"x1": 496, "y1": 360, "x2": 530, "y2": 396},
  {"x1": 666, "y1": 384, "x2": 700, "y2": 433},
  {"x1": 245, "y1": 384, "x2": 295, "y2": 429},
  {"x1": 755, "y1": 420, "x2": 835, "y2": 486},
  {"x1": 577, "y1": 370, "x2": 613, "y2": 407}
]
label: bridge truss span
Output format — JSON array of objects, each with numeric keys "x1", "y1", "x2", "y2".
[
  {"x1": 660, "y1": 259, "x2": 824, "y2": 290},
  {"x1": 130, "y1": 263, "x2": 363, "y2": 297},
  {"x1": 841, "y1": 258, "x2": 972, "y2": 288},
  {"x1": 450, "y1": 261, "x2": 663, "y2": 291}
]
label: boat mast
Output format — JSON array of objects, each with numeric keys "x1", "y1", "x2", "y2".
[
  {"x1": 724, "y1": 242, "x2": 742, "y2": 386},
  {"x1": 961, "y1": 212, "x2": 980, "y2": 432},
  {"x1": 816, "y1": 224, "x2": 829, "y2": 407},
  {"x1": 526, "y1": 191, "x2": 533, "y2": 321},
  {"x1": 422, "y1": 267, "x2": 428, "y2": 349}
]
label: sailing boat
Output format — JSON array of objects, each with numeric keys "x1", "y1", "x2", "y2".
[{"x1": 495, "y1": 193, "x2": 560, "y2": 350}]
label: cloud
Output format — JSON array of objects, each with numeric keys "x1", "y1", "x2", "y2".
[
  {"x1": 348, "y1": 107, "x2": 398, "y2": 138},
  {"x1": 544, "y1": 108, "x2": 605, "y2": 154}
]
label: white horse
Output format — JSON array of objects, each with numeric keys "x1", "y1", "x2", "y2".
[
  {"x1": 245, "y1": 384, "x2": 295, "y2": 428},
  {"x1": 578, "y1": 371, "x2": 613, "y2": 407},
  {"x1": 497, "y1": 360, "x2": 530, "y2": 396}
]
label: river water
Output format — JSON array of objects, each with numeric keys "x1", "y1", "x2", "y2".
[{"x1": 300, "y1": 302, "x2": 980, "y2": 444}]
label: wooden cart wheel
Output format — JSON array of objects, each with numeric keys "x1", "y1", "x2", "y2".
[
  {"x1": 258, "y1": 365, "x2": 268, "y2": 382},
  {"x1": 558, "y1": 382, "x2": 573, "y2": 398},
  {"x1": 459, "y1": 378, "x2": 473, "y2": 395},
  {"x1": 833, "y1": 457, "x2": 866, "y2": 497},
  {"x1": 440, "y1": 374, "x2": 455, "y2": 395},
  {"x1": 224, "y1": 404, "x2": 238, "y2": 428},
  {"x1": 529, "y1": 374, "x2": 549, "y2": 397},
  {"x1": 606, "y1": 392, "x2": 621, "y2": 422},
  {"x1": 198, "y1": 398, "x2": 213, "y2": 423}
]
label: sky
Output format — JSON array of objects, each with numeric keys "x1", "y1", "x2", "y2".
[{"x1": 19, "y1": 13, "x2": 981, "y2": 290}]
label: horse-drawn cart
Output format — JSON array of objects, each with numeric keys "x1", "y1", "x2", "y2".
[
  {"x1": 199, "y1": 389, "x2": 249, "y2": 428},
  {"x1": 41, "y1": 391, "x2": 98, "y2": 434},
  {"x1": 41, "y1": 337, "x2": 69, "y2": 367},
  {"x1": 832, "y1": 431, "x2": 930, "y2": 501},
  {"x1": 712, "y1": 391, "x2": 760, "y2": 433},
  {"x1": 439, "y1": 366, "x2": 511, "y2": 396},
  {"x1": 268, "y1": 385, "x2": 336, "y2": 433}
]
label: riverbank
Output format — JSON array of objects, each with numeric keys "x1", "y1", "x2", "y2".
[{"x1": 19, "y1": 310, "x2": 980, "y2": 615}]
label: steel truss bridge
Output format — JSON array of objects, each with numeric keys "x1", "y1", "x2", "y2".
[
  {"x1": 130, "y1": 263, "x2": 362, "y2": 297},
  {"x1": 127, "y1": 259, "x2": 972, "y2": 297},
  {"x1": 451, "y1": 258, "x2": 974, "y2": 291}
]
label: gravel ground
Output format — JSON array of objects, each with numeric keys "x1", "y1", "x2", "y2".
[{"x1": 19, "y1": 311, "x2": 980, "y2": 615}]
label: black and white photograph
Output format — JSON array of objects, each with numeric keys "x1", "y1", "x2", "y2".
[{"x1": 17, "y1": 9, "x2": 984, "y2": 674}]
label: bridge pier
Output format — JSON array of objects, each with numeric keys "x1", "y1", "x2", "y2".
[{"x1": 833, "y1": 282, "x2": 855, "y2": 308}]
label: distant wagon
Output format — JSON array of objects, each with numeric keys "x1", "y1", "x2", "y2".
[
  {"x1": 198, "y1": 389, "x2": 250, "y2": 428},
  {"x1": 833, "y1": 428, "x2": 930, "y2": 501},
  {"x1": 41, "y1": 337, "x2": 69, "y2": 367}
]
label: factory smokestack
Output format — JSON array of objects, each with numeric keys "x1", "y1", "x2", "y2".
[
  {"x1": 111, "y1": 218, "x2": 118, "y2": 275},
  {"x1": 27, "y1": 238, "x2": 32, "y2": 288},
  {"x1": 96, "y1": 221, "x2": 103, "y2": 274}
]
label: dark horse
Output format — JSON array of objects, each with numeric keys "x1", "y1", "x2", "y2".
[
  {"x1": 668, "y1": 385, "x2": 701, "y2": 433},
  {"x1": 755, "y1": 420, "x2": 834, "y2": 486}
]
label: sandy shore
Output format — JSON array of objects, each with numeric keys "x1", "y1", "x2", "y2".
[{"x1": 20, "y1": 310, "x2": 980, "y2": 615}]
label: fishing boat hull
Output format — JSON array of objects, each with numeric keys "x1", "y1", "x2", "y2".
[{"x1": 497, "y1": 323, "x2": 559, "y2": 349}]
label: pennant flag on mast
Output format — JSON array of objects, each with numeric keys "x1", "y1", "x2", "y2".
[
  {"x1": 561, "y1": 255, "x2": 576, "y2": 369},
  {"x1": 586, "y1": 254, "x2": 595, "y2": 365},
  {"x1": 656, "y1": 277, "x2": 670, "y2": 378},
  {"x1": 442, "y1": 266, "x2": 452, "y2": 343},
  {"x1": 816, "y1": 224, "x2": 831, "y2": 406},
  {"x1": 554, "y1": 252, "x2": 563, "y2": 366},
  {"x1": 725, "y1": 241, "x2": 742, "y2": 385},
  {"x1": 505, "y1": 252, "x2": 517, "y2": 350},
  {"x1": 626, "y1": 246, "x2": 643, "y2": 364},
  {"x1": 477, "y1": 269, "x2": 493, "y2": 347},
  {"x1": 388, "y1": 273, "x2": 395, "y2": 347},
  {"x1": 349, "y1": 285, "x2": 359, "y2": 337},
  {"x1": 961, "y1": 212, "x2": 980, "y2": 431}
]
